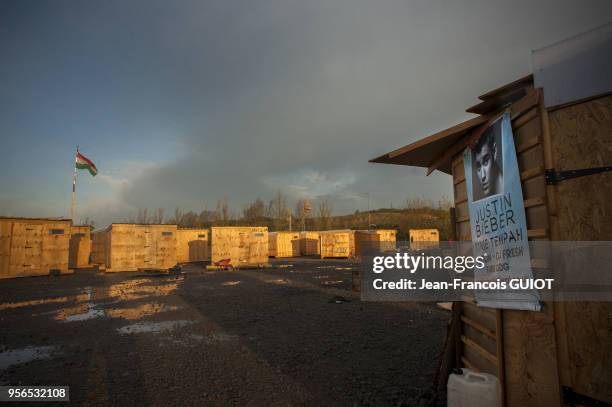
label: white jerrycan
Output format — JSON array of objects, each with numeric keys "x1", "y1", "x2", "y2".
[{"x1": 447, "y1": 368, "x2": 501, "y2": 407}]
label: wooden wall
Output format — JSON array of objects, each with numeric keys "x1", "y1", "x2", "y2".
[
  {"x1": 69, "y1": 225, "x2": 91, "y2": 268},
  {"x1": 92, "y1": 224, "x2": 178, "y2": 272},
  {"x1": 374, "y1": 229, "x2": 397, "y2": 252},
  {"x1": 408, "y1": 229, "x2": 439, "y2": 251},
  {"x1": 211, "y1": 227, "x2": 268, "y2": 266},
  {"x1": 320, "y1": 230, "x2": 355, "y2": 259},
  {"x1": 451, "y1": 89, "x2": 561, "y2": 407},
  {"x1": 91, "y1": 230, "x2": 107, "y2": 266},
  {"x1": 299, "y1": 231, "x2": 321, "y2": 256},
  {"x1": 268, "y1": 232, "x2": 300, "y2": 258},
  {"x1": 548, "y1": 94, "x2": 612, "y2": 404},
  {"x1": 0, "y1": 218, "x2": 71, "y2": 279},
  {"x1": 176, "y1": 228, "x2": 209, "y2": 263}
]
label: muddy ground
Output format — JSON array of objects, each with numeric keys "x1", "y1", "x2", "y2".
[{"x1": 0, "y1": 259, "x2": 449, "y2": 406}]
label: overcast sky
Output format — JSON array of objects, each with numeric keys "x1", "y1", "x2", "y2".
[{"x1": 1, "y1": 0, "x2": 611, "y2": 227}]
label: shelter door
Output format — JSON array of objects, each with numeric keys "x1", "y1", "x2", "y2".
[{"x1": 143, "y1": 231, "x2": 157, "y2": 267}]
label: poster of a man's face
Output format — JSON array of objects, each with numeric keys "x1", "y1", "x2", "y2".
[{"x1": 471, "y1": 118, "x2": 503, "y2": 201}]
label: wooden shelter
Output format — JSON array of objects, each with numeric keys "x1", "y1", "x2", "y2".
[
  {"x1": 299, "y1": 231, "x2": 321, "y2": 256},
  {"x1": 91, "y1": 224, "x2": 178, "y2": 272},
  {"x1": 176, "y1": 228, "x2": 209, "y2": 263},
  {"x1": 0, "y1": 217, "x2": 72, "y2": 279},
  {"x1": 210, "y1": 226, "x2": 268, "y2": 267},
  {"x1": 371, "y1": 40, "x2": 612, "y2": 406},
  {"x1": 373, "y1": 229, "x2": 397, "y2": 252},
  {"x1": 69, "y1": 225, "x2": 92, "y2": 268},
  {"x1": 320, "y1": 230, "x2": 356, "y2": 258},
  {"x1": 408, "y1": 229, "x2": 439, "y2": 251},
  {"x1": 354, "y1": 230, "x2": 381, "y2": 255},
  {"x1": 268, "y1": 231, "x2": 300, "y2": 258}
]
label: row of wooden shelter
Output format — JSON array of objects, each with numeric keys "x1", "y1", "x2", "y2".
[
  {"x1": 1, "y1": 217, "x2": 438, "y2": 278},
  {"x1": 269, "y1": 229, "x2": 400, "y2": 258},
  {"x1": 0, "y1": 218, "x2": 405, "y2": 278}
]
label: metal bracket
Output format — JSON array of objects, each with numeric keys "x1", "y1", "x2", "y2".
[
  {"x1": 545, "y1": 166, "x2": 612, "y2": 185},
  {"x1": 562, "y1": 386, "x2": 611, "y2": 407}
]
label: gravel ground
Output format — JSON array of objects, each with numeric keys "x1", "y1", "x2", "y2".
[{"x1": 0, "y1": 259, "x2": 450, "y2": 406}]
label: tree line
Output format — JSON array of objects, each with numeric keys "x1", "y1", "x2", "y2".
[{"x1": 117, "y1": 193, "x2": 453, "y2": 240}]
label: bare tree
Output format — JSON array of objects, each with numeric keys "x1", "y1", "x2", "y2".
[
  {"x1": 172, "y1": 207, "x2": 184, "y2": 225},
  {"x1": 405, "y1": 198, "x2": 433, "y2": 210},
  {"x1": 155, "y1": 208, "x2": 165, "y2": 224},
  {"x1": 317, "y1": 198, "x2": 333, "y2": 230},
  {"x1": 268, "y1": 190, "x2": 287, "y2": 230},
  {"x1": 243, "y1": 198, "x2": 266, "y2": 221}
]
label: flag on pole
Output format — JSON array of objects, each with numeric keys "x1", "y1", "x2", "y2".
[{"x1": 75, "y1": 151, "x2": 98, "y2": 176}]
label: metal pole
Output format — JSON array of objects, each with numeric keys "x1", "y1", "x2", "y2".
[
  {"x1": 367, "y1": 192, "x2": 371, "y2": 230},
  {"x1": 70, "y1": 146, "x2": 79, "y2": 225},
  {"x1": 289, "y1": 209, "x2": 292, "y2": 232}
]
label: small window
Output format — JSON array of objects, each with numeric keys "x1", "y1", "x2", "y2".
[
  {"x1": 253, "y1": 232, "x2": 264, "y2": 237},
  {"x1": 49, "y1": 229, "x2": 65, "y2": 235},
  {"x1": 197, "y1": 234, "x2": 206, "y2": 238},
  {"x1": 162, "y1": 231, "x2": 173, "y2": 236},
  {"x1": 73, "y1": 233, "x2": 84, "y2": 238}
]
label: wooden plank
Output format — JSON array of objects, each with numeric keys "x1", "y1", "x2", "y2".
[
  {"x1": 454, "y1": 197, "x2": 468, "y2": 205},
  {"x1": 516, "y1": 134, "x2": 540, "y2": 154},
  {"x1": 461, "y1": 335, "x2": 498, "y2": 365},
  {"x1": 478, "y1": 74, "x2": 534, "y2": 101},
  {"x1": 524, "y1": 197, "x2": 546, "y2": 208},
  {"x1": 512, "y1": 107, "x2": 538, "y2": 129},
  {"x1": 427, "y1": 89, "x2": 540, "y2": 175},
  {"x1": 461, "y1": 315, "x2": 496, "y2": 340},
  {"x1": 387, "y1": 115, "x2": 488, "y2": 160},
  {"x1": 496, "y1": 310, "x2": 506, "y2": 407},
  {"x1": 461, "y1": 356, "x2": 478, "y2": 371},
  {"x1": 527, "y1": 228, "x2": 548, "y2": 238},
  {"x1": 520, "y1": 166, "x2": 545, "y2": 182}
]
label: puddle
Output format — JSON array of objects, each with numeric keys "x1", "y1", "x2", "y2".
[
  {"x1": 221, "y1": 281, "x2": 241, "y2": 286},
  {"x1": 107, "y1": 278, "x2": 182, "y2": 301},
  {"x1": 316, "y1": 266, "x2": 336, "y2": 269},
  {"x1": 335, "y1": 267, "x2": 353, "y2": 270},
  {"x1": 321, "y1": 280, "x2": 344, "y2": 285},
  {"x1": 0, "y1": 346, "x2": 58, "y2": 370},
  {"x1": 117, "y1": 320, "x2": 194, "y2": 335},
  {"x1": 205, "y1": 333, "x2": 237, "y2": 343},
  {"x1": 170, "y1": 332, "x2": 237, "y2": 346},
  {"x1": 313, "y1": 275, "x2": 329, "y2": 279},
  {"x1": 277, "y1": 264, "x2": 293, "y2": 269},
  {"x1": 0, "y1": 293, "x2": 90, "y2": 311},
  {"x1": 57, "y1": 304, "x2": 105, "y2": 322},
  {"x1": 267, "y1": 279, "x2": 289, "y2": 285},
  {"x1": 106, "y1": 303, "x2": 178, "y2": 320}
]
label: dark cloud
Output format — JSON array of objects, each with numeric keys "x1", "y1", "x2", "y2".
[
  {"x1": 2, "y1": 0, "x2": 611, "y2": 225},
  {"x1": 120, "y1": 0, "x2": 612, "y2": 218}
]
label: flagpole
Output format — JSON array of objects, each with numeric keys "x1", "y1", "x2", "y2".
[{"x1": 70, "y1": 146, "x2": 79, "y2": 225}]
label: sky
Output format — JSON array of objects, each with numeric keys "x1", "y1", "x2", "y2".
[{"x1": 1, "y1": 0, "x2": 611, "y2": 227}]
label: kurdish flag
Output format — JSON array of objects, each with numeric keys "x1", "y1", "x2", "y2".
[{"x1": 75, "y1": 151, "x2": 98, "y2": 176}]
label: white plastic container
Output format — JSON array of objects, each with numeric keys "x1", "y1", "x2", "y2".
[{"x1": 447, "y1": 368, "x2": 501, "y2": 407}]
